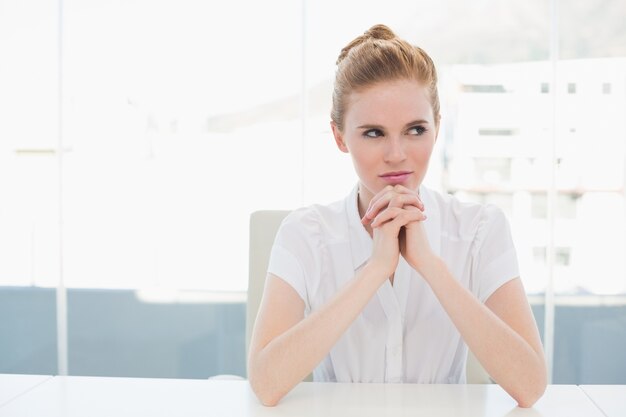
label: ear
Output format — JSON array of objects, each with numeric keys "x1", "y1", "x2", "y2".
[
  {"x1": 331, "y1": 122, "x2": 349, "y2": 153},
  {"x1": 434, "y1": 114, "x2": 441, "y2": 143}
]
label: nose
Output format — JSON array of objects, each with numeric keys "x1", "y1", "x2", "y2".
[{"x1": 383, "y1": 135, "x2": 407, "y2": 164}]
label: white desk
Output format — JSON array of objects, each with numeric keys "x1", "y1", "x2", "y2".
[
  {"x1": 579, "y1": 385, "x2": 626, "y2": 417},
  {"x1": 0, "y1": 374, "x2": 52, "y2": 407},
  {"x1": 0, "y1": 377, "x2": 608, "y2": 417}
]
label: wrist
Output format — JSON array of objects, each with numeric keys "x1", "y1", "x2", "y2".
[
  {"x1": 415, "y1": 255, "x2": 444, "y2": 282},
  {"x1": 362, "y1": 260, "x2": 392, "y2": 285}
]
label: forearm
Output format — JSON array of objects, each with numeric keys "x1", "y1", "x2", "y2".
[
  {"x1": 249, "y1": 263, "x2": 386, "y2": 406},
  {"x1": 419, "y1": 257, "x2": 546, "y2": 407}
]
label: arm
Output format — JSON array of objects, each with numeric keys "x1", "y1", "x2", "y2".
[
  {"x1": 248, "y1": 265, "x2": 387, "y2": 406},
  {"x1": 362, "y1": 185, "x2": 546, "y2": 406},
  {"x1": 418, "y1": 258, "x2": 547, "y2": 408},
  {"x1": 248, "y1": 206, "x2": 425, "y2": 406}
]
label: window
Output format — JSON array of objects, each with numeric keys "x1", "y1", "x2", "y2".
[
  {"x1": 3, "y1": 0, "x2": 626, "y2": 385},
  {"x1": 568, "y1": 82, "x2": 577, "y2": 94},
  {"x1": 462, "y1": 84, "x2": 506, "y2": 93},
  {"x1": 531, "y1": 193, "x2": 578, "y2": 219},
  {"x1": 555, "y1": 247, "x2": 571, "y2": 266},
  {"x1": 533, "y1": 247, "x2": 571, "y2": 266},
  {"x1": 474, "y1": 158, "x2": 512, "y2": 184},
  {"x1": 533, "y1": 247, "x2": 547, "y2": 264},
  {"x1": 478, "y1": 128, "x2": 518, "y2": 136}
]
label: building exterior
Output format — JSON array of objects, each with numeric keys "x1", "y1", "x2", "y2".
[{"x1": 442, "y1": 58, "x2": 626, "y2": 294}]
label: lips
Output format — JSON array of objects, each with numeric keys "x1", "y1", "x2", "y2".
[{"x1": 379, "y1": 171, "x2": 413, "y2": 185}]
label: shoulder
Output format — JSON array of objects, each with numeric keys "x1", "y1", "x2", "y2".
[
  {"x1": 425, "y1": 186, "x2": 506, "y2": 239},
  {"x1": 276, "y1": 197, "x2": 347, "y2": 247}
]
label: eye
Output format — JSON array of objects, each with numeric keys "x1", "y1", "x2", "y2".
[
  {"x1": 407, "y1": 125, "x2": 427, "y2": 136},
  {"x1": 363, "y1": 129, "x2": 384, "y2": 138}
]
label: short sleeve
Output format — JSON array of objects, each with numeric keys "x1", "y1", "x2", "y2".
[
  {"x1": 266, "y1": 210, "x2": 319, "y2": 307},
  {"x1": 471, "y1": 205, "x2": 520, "y2": 303}
]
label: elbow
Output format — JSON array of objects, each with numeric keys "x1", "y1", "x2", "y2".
[
  {"x1": 248, "y1": 359, "x2": 286, "y2": 407},
  {"x1": 514, "y1": 370, "x2": 548, "y2": 408},
  {"x1": 516, "y1": 385, "x2": 546, "y2": 408},
  {"x1": 509, "y1": 350, "x2": 548, "y2": 408},
  {"x1": 258, "y1": 393, "x2": 282, "y2": 408},
  {"x1": 249, "y1": 374, "x2": 285, "y2": 407}
]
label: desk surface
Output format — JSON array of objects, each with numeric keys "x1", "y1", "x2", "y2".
[
  {"x1": 0, "y1": 376, "x2": 610, "y2": 417},
  {"x1": 579, "y1": 385, "x2": 626, "y2": 417},
  {"x1": 0, "y1": 374, "x2": 52, "y2": 407}
]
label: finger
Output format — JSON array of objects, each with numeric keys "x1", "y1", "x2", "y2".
[
  {"x1": 404, "y1": 205, "x2": 425, "y2": 213},
  {"x1": 370, "y1": 205, "x2": 427, "y2": 228},
  {"x1": 361, "y1": 190, "x2": 395, "y2": 225},
  {"x1": 388, "y1": 208, "x2": 427, "y2": 229},
  {"x1": 363, "y1": 194, "x2": 424, "y2": 224},
  {"x1": 370, "y1": 206, "x2": 401, "y2": 228},
  {"x1": 372, "y1": 209, "x2": 426, "y2": 240},
  {"x1": 367, "y1": 185, "x2": 424, "y2": 216},
  {"x1": 363, "y1": 194, "x2": 417, "y2": 226},
  {"x1": 391, "y1": 184, "x2": 414, "y2": 194},
  {"x1": 365, "y1": 186, "x2": 395, "y2": 216},
  {"x1": 403, "y1": 205, "x2": 428, "y2": 222},
  {"x1": 403, "y1": 212, "x2": 428, "y2": 229},
  {"x1": 391, "y1": 185, "x2": 425, "y2": 210},
  {"x1": 367, "y1": 185, "x2": 394, "y2": 211},
  {"x1": 370, "y1": 185, "x2": 394, "y2": 202},
  {"x1": 366, "y1": 191, "x2": 417, "y2": 218}
]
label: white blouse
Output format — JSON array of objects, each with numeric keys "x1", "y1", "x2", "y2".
[{"x1": 267, "y1": 183, "x2": 520, "y2": 384}]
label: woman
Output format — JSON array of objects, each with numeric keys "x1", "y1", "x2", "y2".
[{"x1": 248, "y1": 24, "x2": 547, "y2": 407}]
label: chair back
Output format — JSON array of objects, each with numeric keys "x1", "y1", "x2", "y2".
[{"x1": 246, "y1": 210, "x2": 291, "y2": 356}]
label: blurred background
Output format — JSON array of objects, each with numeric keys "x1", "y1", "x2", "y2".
[{"x1": 1, "y1": 0, "x2": 624, "y2": 383}]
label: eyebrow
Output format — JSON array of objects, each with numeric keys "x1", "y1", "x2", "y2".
[{"x1": 356, "y1": 120, "x2": 430, "y2": 129}]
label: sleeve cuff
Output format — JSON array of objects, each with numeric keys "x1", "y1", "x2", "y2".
[
  {"x1": 478, "y1": 247, "x2": 520, "y2": 303},
  {"x1": 267, "y1": 244, "x2": 308, "y2": 303}
]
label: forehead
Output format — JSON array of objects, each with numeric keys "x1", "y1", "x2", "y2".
[{"x1": 344, "y1": 79, "x2": 434, "y2": 127}]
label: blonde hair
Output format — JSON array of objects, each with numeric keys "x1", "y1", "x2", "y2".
[{"x1": 331, "y1": 24, "x2": 440, "y2": 131}]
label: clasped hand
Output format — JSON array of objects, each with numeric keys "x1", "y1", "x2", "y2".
[{"x1": 361, "y1": 184, "x2": 436, "y2": 278}]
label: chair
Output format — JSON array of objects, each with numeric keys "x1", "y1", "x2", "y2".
[{"x1": 246, "y1": 210, "x2": 491, "y2": 384}]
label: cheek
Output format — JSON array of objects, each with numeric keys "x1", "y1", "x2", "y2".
[
  {"x1": 350, "y1": 145, "x2": 378, "y2": 171},
  {"x1": 411, "y1": 141, "x2": 435, "y2": 162}
]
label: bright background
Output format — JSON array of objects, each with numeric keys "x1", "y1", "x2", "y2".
[{"x1": 1, "y1": 0, "x2": 625, "y2": 382}]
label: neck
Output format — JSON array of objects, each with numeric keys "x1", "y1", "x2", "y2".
[
  {"x1": 357, "y1": 184, "x2": 375, "y2": 237},
  {"x1": 357, "y1": 183, "x2": 374, "y2": 219}
]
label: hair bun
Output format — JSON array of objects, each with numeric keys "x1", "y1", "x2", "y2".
[
  {"x1": 364, "y1": 24, "x2": 396, "y2": 41},
  {"x1": 336, "y1": 24, "x2": 397, "y2": 65}
]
